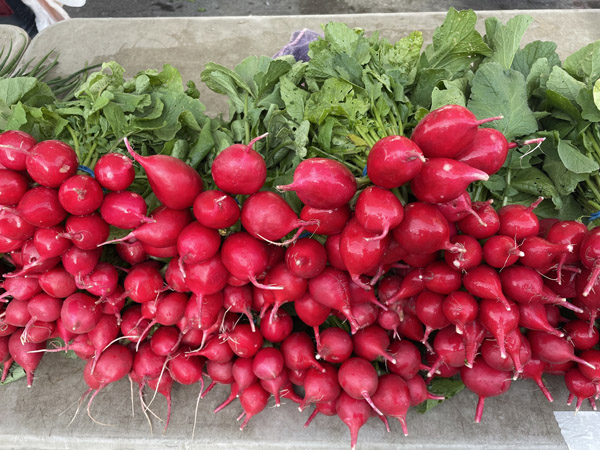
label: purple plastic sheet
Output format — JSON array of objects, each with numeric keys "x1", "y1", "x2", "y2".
[{"x1": 273, "y1": 28, "x2": 322, "y2": 62}]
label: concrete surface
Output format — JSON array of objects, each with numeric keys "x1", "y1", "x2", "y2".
[
  {"x1": 0, "y1": 24, "x2": 29, "y2": 66},
  {"x1": 18, "y1": 10, "x2": 600, "y2": 117},
  {"x1": 0, "y1": 351, "x2": 579, "y2": 449}
]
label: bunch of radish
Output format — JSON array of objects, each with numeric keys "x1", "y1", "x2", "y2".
[{"x1": 1, "y1": 104, "x2": 599, "y2": 450}]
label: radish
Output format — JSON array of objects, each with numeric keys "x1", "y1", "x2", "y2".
[
  {"x1": 150, "y1": 326, "x2": 181, "y2": 356},
  {"x1": 211, "y1": 134, "x2": 267, "y2": 195},
  {"x1": 124, "y1": 261, "x2": 165, "y2": 303},
  {"x1": 352, "y1": 325, "x2": 396, "y2": 364},
  {"x1": 294, "y1": 292, "x2": 331, "y2": 346},
  {"x1": 303, "y1": 399, "x2": 337, "y2": 428},
  {"x1": 497, "y1": 197, "x2": 543, "y2": 240},
  {"x1": 520, "y1": 359, "x2": 554, "y2": 402},
  {"x1": 252, "y1": 347, "x2": 284, "y2": 381},
  {"x1": 316, "y1": 327, "x2": 353, "y2": 363},
  {"x1": 8, "y1": 329, "x2": 45, "y2": 387},
  {"x1": 406, "y1": 375, "x2": 445, "y2": 406},
  {"x1": 298, "y1": 362, "x2": 340, "y2": 412},
  {"x1": 381, "y1": 268, "x2": 425, "y2": 306},
  {"x1": 392, "y1": 202, "x2": 464, "y2": 255},
  {"x1": 99, "y1": 206, "x2": 193, "y2": 248},
  {"x1": 17, "y1": 186, "x2": 67, "y2": 228},
  {"x1": 164, "y1": 257, "x2": 189, "y2": 293},
  {"x1": 578, "y1": 350, "x2": 600, "y2": 387},
  {"x1": 62, "y1": 213, "x2": 110, "y2": 251},
  {"x1": 125, "y1": 137, "x2": 203, "y2": 210},
  {"x1": 350, "y1": 301, "x2": 379, "y2": 331},
  {"x1": 0, "y1": 206, "x2": 36, "y2": 240},
  {"x1": 308, "y1": 267, "x2": 360, "y2": 334},
  {"x1": 354, "y1": 186, "x2": 404, "y2": 241},
  {"x1": 168, "y1": 349, "x2": 205, "y2": 385},
  {"x1": 340, "y1": 218, "x2": 388, "y2": 289},
  {"x1": 460, "y1": 356, "x2": 512, "y2": 423},
  {"x1": 518, "y1": 303, "x2": 564, "y2": 337},
  {"x1": 443, "y1": 291, "x2": 479, "y2": 335},
  {"x1": 276, "y1": 157, "x2": 356, "y2": 209},
  {"x1": 546, "y1": 220, "x2": 587, "y2": 276},
  {"x1": 25, "y1": 140, "x2": 78, "y2": 187},
  {"x1": 410, "y1": 158, "x2": 489, "y2": 203},
  {"x1": 478, "y1": 298, "x2": 519, "y2": 359},
  {"x1": 133, "y1": 341, "x2": 167, "y2": 383},
  {"x1": 481, "y1": 329, "x2": 530, "y2": 376},
  {"x1": 482, "y1": 235, "x2": 523, "y2": 269},
  {"x1": 324, "y1": 233, "x2": 346, "y2": 271},
  {"x1": 177, "y1": 221, "x2": 221, "y2": 266},
  {"x1": 565, "y1": 367, "x2": 596, "y2": 412},
  {"x1": 238, "y1": 382, "x2": 270, "y2": 430},
  {"x1": 397, "y1": 312, "x2": 425, "y2": 342},
  {"x1": 4, "y1": 299, "x2": 31, "y2": 326},
  {"x1": 62, "y1": 247, "x2": 102, "y2": 278},
  {"x1": 433, "y1": 191, "x2": 486, "y2": 226},
  {"x1": 58, "y1": 174, "x2": 104, "y2": 216},
  {"x1": 366, "y1": 135, "x2": 425, "y2": 189},
  {"x1": 335, "y1": 392, "x2": 373, "y2": 450},
  {"x1": 563, "y1": 320, "x2": 599, "y2": 351},
  {"x1": 281, "y1": 331, "x2": 324, "y2": 373},
  {"x1": 223, "y1": 323, "x2": 263, "y2": 358},
  {"x1": 299, "y1": 204, "x2": 351, "y2": 236},
  {"x1": 223, "y1": 284, "x2": 255, "y2": 329},
  {"x1": 0, "y1": 235, "x2": 24, "y2": 253},
  {"x1": 61, "y1": 292, "x2": 102, "y2": 335},
  {"x1": 202, "y1": 360, "x2": 235, "y2": 398},
  {"x1": 0, "y1": 275, "x2": 41, "y2": 301},
  {"x1": 284, "y1": 238, "x2": 327, "y2": 279},
  {"x1": 121, "y1": 306, "x2": 151, "y2": 343},
  {"x1": 99, "y1": 191, "x2": 154, "y2": 229},
  {"x1": 579, "y1": 227, "x2": 600, "y2": 297},
  {"x1": 422, "y1": 260, "x2": 462, "y2": 294},
  {"x1": 338, "y1": 357, "x2": 383, "y2": 415},
  {"x1": 214, "y1": 381, "x2": 240, "y2": 414},
  {"x1": 456, "y1": 200, "x2": 499, "y2": 240},
  {"x1": 0, "y1": 169, "x2": 29, "y2": 206},
  {"x1": 371, "y1": 373, "x2": 411, "y2": 435},
  {"x1": 426, "y1": 326, "x2": 467, "y2": 377},
  {"x1": 463, "y1": 264, "x2": 512, "y2": 311},
  {"x1": 416, "y1": 290, "x2": 450, "y2": 348},
  {"x1": 528, "y1": 331, "x2": 595, "y2": 369},
  {"x1": 94, "y1": 152, "x2": 135, "y2": 191},
  {"x1": 388, "y1": 340, "x2": 428, "y2": 380},
  {"x1": 519, "y1": 236, "x2": 573, "y2": 272},
  {"x1": 193, "y1": 190, "x2": 240, "y2": 229},
  {"x1": 22, "y1": 293, "x2": 62, "y2": 340},
  {"x1": 147, "y1": 369, "x2": 174, "y2": 431},
  {"x1": 33, "y1": 226, "x2": 72, "y2": 259},
  {"x1": 262, "y1": 262, "x2": 307, "y2": 321},
  {"x1": 241, "y1": 191, "x2": 318, "y2": 246},
  {"x1": 115, "y1": 240, "x2": 148, "y2": 266},
  {"x1": 0, "y1": 130, "x2": 37, "y2": 170},
  {"x1": 232, "y1": 356, "x2": 258, "y2": 392},
  {"x1": 77, "y1": 262, "x2": 119, "y2": 299},
  {"x1": 411, "y1": 105, "x2": 502, "y2": 158}
]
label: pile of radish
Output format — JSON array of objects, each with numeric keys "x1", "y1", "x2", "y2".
[{"x1": 2, "y1": 104, "x2": 600, "y2": 449}]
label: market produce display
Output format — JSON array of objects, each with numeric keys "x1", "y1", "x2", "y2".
[{"x1": 1, "y1": 8, "x2": 600, "y2": 449}]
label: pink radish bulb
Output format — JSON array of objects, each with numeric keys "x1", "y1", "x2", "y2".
[
  {"x1": 298, "y1": 362, "x2": 341, "y2": 412},
  {"x1": 388, "y1": 340, "x2": 429, "y2": 380},
  {"x1": 141, "y1": 242, "x2": 177, "y2": 258},
  {"x1": 426, "y1": 326, "x2": 467, "y2": 377},
  {"x1": 0, "y1": 275, "x2": 40, "y2": 302},
  {"x1": 481, "y1": 330, "x2": 531, "y2": 375},
  {"x1": 578, "y1": 350, "x2": 600, "y2": 387},
  {"x1": 422, "y1": 260, "x2": 462, "y2": 295},
  {"x1": 241, "y1": 191, "x2": 318, "y2": 245},
  {"x1": 94, "y1": 152, "x2": 135, "y2": 191},
  {"x1": 518, "y1": 303, "x2": 564, "y2": 337},
  {"x1": 366, "y1": 135, "x2": 425, "y2": 189},
  {"x1": 4, "y1": 300, "x2": 31, "y2": 327},
  {"x1": 348, "y1": 281, "x2": 388, "y2": 311},
  {"x1": 25, "y1": 140, "x2": 78, "y2": 187},
  {"x1": 407, "y1": 375, "x2": 446, "y2": 407},
  {"x1": 223, "y1": 284, "x2": 255, "y2": 331},
  {"x1": 61, "y1": 246, "x2": 101, "y2": 278},
  {"x1": 202, "y1": 360, "x2": 234, "y2": 397},
  {"x1": 0, "y1": 169, "x2": 29, "y2": 206},
  {"x1": 167, "y1": 350, "x2": 205, "y2": 385},
  {"x1": 482, "y1": 235, "x2": 523, "y2": 269},
  {"x1": 38, "y1": 266, "x2": 76, "y2": 298},
  {"x1": 410, "y1": 104, "x2": 503, "y2": 158},
  {"x1": 460, "y1": 356, "x2": 512, "y2": 423},
  {"x1": 259, "y1": 369, "x2": 303, "y2": 407},
  {"x1": 263, "y1": 262, "x2": 307, "y2": 321},
  {"x1": 478, "y1": 298, "x2": 519, "y2": 359},
  {"x1": 433, "y1": 190, "x2": 486, "y2": 226},
  {"x1": 443, "y1": 291, "x2": 479, "y2": 335},
  {"x1": 260, "y1": 308, "x2": 293, "y2": 343},
  {"x1": 124, "y1": 261, "x2": 165, "y2": 303},
  {"x1": 528, "y1": 331, "x2": 596, "y2": 370},
  {"x1": 232, "y1": 357, "x2": 258, "y2": 391},
  {"x1": 276, "y1": 158, "x2": 356, "y2": 209},
  {"x1": 444, "y1": 235, "x2": 483, "y2": 271},
  {"x1": 335, "y1": 392, "x2": 373, "y2": 450},
  {"x1": 350, "y1": 302, "x2": 379, "y2": 331},
  {"x1": 324, "y1": 233, "x2": 346, "y2": 271},
  {"x1": 303, "y1": 399, "x2": 337, "y2": 428},
  {"x1": 299, "y1": 204, "x2": 351, "y2": 236},
  {"x1": 99, "y1": 191, "x2": 153, "y2": 230},
  {"x1": 220, "y1": 231, "x2": 276, "y2": 290},
  {"x1": 463, "y1": 264, "x2": 512, "y2": 311},
  {"x1": 61, "y1": 292, "x2": 102, "y2": 334},
  {"x1": 563, "y1": 321, "x2": 599, "y2": 351},
  {"x1": 211, "y1": 134, "x2": 268, "y2": 195},
  {"x1": 410, "y1": 158, "x2": 489, "y2": 203},
  {"x1": 284, "y1": 238, "x2": 327, "y2": 279},
  {"x1": 150, "y1": 326, "x2": 181, "y2": 357},
  {"x1": 17, "y1": 186, "x2": 66, "y2": 227},
  {"x1": 463, "y1": 320, "x2": 488, "y2": 368},
  {"x1": 0, "y1": 235, "x2": 24, "y2": 253},
  {"x1": 371, "y1": 373, "x2": 411, "y2": 436},
  {"x1": 58, "y1": 175, "x2": 103, "y2": 216},
  {"x1": 519, "y1": 236, "x2": 573, "y2": 271},
  {"x1": 192, "y1": 190, "x2": 240, "y2": 229},
  {"x1": 416, "y1": 290, "x2": 450, "y2": 347},
  {"x1": 565, "y1": 367, "x2": 597, "y2": 412},
  {"x1": 340, "y1": 218, "x2": 388, "y2": 289},
  {"x1": 354, "y1": 186, "x2": 404, "y2": 240},
  {"x1": 224, "y1": 323, "x2": 263, "y2": 358},
  {"x1": 579, "y1": 227, "x2": 600, "y2": 297},
  {"x1": 125, "y1": 138, "x2": 203, "y2": 210},
  {"x1": 520, "y1": 359, "x2": 554, "y2": 402},
  {"x1": 457, "y1": 199, "x2": 500, "y2": 239},
  {"x1": 294, "y1": 292, "x2": 331, "y2": 346},
  {"x1": 497, "y1": 196, "x2": 543, "y2": 240},
  {"x1": 0, "y1": 130, "x2": 37, "y2": 170},
  {"x1": 351, "y1": 325, "x2": 396, "y2": 364},
  {"x1": 63, "y1": 213, "x2": 110, "y2": 250},
  {"x1": 33, "y1": 226, "x2": 72, "y2": 259},
  {"x1": 116, "y1": 240, "x2": 148, "y2": 266},
  {"x1": 187, "y1": 334, "x2": 233, "y2": 362},
  {"x1": 8, "y1": 329, "x2": 45, "y2": 386},
  {"x1": 281, "y1": 331, "x2": 324, "y2": 373},
  {"x1": 338, "y1": 357, "x2": 383, "y2": 416},
  {"x1": 316, "y1": 327, "x2": 353, "y2": 364},
  {"x1": 381, "y1": 269, "x2": 426, "y2": 306},
  {"x1": 252, "y1": 347, "x2": 284, "y2": 381},
  {"x1": 238, "y1": 382, "x2": 270, "y2": 430},
  {"x1": 392, "y1": 202, "x2": 464, "y2": 255},
  {"x1": 177, "y1": 221, "x2": 221, "y2": 266}
]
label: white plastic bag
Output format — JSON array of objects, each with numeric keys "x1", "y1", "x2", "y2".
[{"x1": 20, "y1": 0, "x2": 86, "y2": 32}]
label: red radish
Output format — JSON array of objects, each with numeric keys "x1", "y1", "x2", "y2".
[
  {"x1": 94, "y1": 152, "x2": 135, "y2": 191},
  {"x1": 150, "y1": 326, "x2": 181, "y2": 356},
  {"x1": 62, "y1": 213, "x2": 110, "y2": 251},
  {"x1": 202, "y1": 360, "x2": 235, "y2": 397},
  {"x1": 4, "y1": 299, "x2": 31, "y2": 327},
  {"x1": 115, "y1": 240, "x2": 147, "y2": 266},
  {"x1": 367, "y1": 135, "x2": 425, "y2": 189},
  {"x1": 443, "y1": 291, "x2": 478, "y2": 335},
  {"x1": 241, "y1": 191, "x2": 318, "y2": 245},
  {"x1": 300, "y1": 204, "x2": 351, "y2": 235},
  {"x1": 211, "y1": 134, "x2": 267, "y2": 195},
  {"x1": 528, "y1": 330, "x2": 595, "y2": 369},
  {"x1": 416, "y1": 290, "x2": 450, "y2": 347},
  {"x1": 388, "y1": 340, "x2": 427, "y2": 380},
  {"x1": 121, "y1": 306, "x2": 151, "y2": 343},
  {"x1": 276, "y1": 158, "x2": 356, "y2": 209},
  {"x1": 579, "y1": 227, "x2": 600, "y2": 297},
  {"x1": 62, "y1": 246, "x2": 102, "y2": 278},
  {"x1": 354, "y1": 186, "x2": 404, "y2": 240},
  {"x1": 223, "y1": 323, "x2": 263, "y2": 358},
  {"x1": 411, "y1": 105, "x2": 502, "y2": 158},
  {"x1": 298, "y1": 362, "x2": 340, "y2": 412},
  {"x1": 520, "y1": 359, "x2": 554, "y2": 402},
  {"x1": 193, "y1": 190, "x2": 240, "y2": 229},
  {"x1": 262, "y1": 262, "x2": 307, "y2": 321},
  {"x1": 100, "y1": 206, "x2": 193, "y2": 248},
  {"x1": 406, "y1": 375, "x2": 445, "y2": 406},
  {"x1": 260, "y1": 308, "x2": 293, "y2": 343},
  {"x1": 23, "y1": 292, "x2": 62, "y2": 336},
  {"x1": 147, "y1": 370, "x2": 174, "y2": 431},
  {"x1": 426, "y1": 326, "x2": 467, "y2": 378},
  {"x1": 124, "y1": 261, "x2": 164, "y2": 303},
  {"x1": 308, "y1": 267, "x2": 360, "y2": 334},
  {"x1": 22, "y1": 322, "x2": 57, "y2": 345},
  {"x1": 33, "y1": 226, "x2": 72, "y2": 259},
  {"x1": 238, "y1": 382, "x2": 270, "y2": 430},
  {"x1": 303, "y1": 399, "x2": 337, "y2": 428},
  {"x1": 17, "y1": 186, "x2": 67, "y2": 228},
  {"x1": 352, "y1": 325, "x2": 396, "y2": 364},
  {"x1": 252, "y1": 347, "x2": 284, "y2": 381},
  {"x1": 565, "y1": 367, "x2": 596, "y2": 412},
  {"x1": 482, "y1": 235, "x2": 523, "y2": 269},
  {"x1": 58, "y1": 175, "x2": 103, "y2": 216},
  {"x1": 25, "y1": 140, "x2": 78, "y2": 187},
  {"x1": 168, "y1": 349, "x2": 206, "y2": 385},
  {"x1": 213, "y1": 381, "x2": 240, "y2": 414},
  {"x1": 433, "y1": 190, "x2": 486, "y2": 226},
  {"x1": 133, "y1": 341, "x2": 166, "y2": 383},
  {"x1": 180, "y1": 292, "x2": 224, "y2": 348},
  {"x1": 547, "y1": 220, "x2": 587, "y2": 273},
  {"x1": 150, "y1": 292, "x2": 188, "y2": 326},
  {"x1": 518, "y1": 303, "x2": 564, "y2": 337},
  {"x1": 463, "y1": 320, "x2": 488, "y2": 368},
  {"x1": 8, "y1": 329, "x2": 44, "y2": 387},
  {"x1": 324, "y1": 234, "x2": 346, "y2": 271},
  {"x1": 0, "y1": 169, "x2": 28, "y2": 206},
  {"x1": 382, "y1": 269, "x2": 425, "y2": 306},
  {"x1": 164, "y1": 257, "x2": 189, "y2": 293},
  {"x1": 578, "y1": 350, "x2": 600, "y2": 386},
  {"x1": 0, "y1": 235, "x2": 24, "y2": 253},
  {"x1": 335, "y1": 392, "x2": 372, "y2": 450},
  {"x1": 563, "y1": 320, "x2": 599, "y2": 351},
  {"x1": 338, "y1": 357, "x2": 383, "y2": 415},
  {"x1": 349, "y1": 281, "x2": 387, "y2": 311},
  {"x1": 519, "y1": 236, "x2": 573, "y2": 271},
  {"x1": 0, "y1": 130, "x2": 37, "y2": 170},
  {"x1": 478, "y1": 298, "x2": 519, "y2": 359},
  {"x1": 177, "y1": 221, "x2": 221, "y2": 266},
  {"x1": 397, "y1": 312, "x2": 425, "y2": 342},
  {"x1": 460, "y1": 356, "x2": 512, "y2": 423},
  {"x1": 187, "y1": 335, "x2": 233, "y2": 362},
  {"x1": 141, "y1": 244, "x2": 178, "y2": 259},
  {"x1": 411, "y1": 158, "x2": 489, "y2": 203},
  {"x1": 392, "y1": 202, "x2": 464, "y2": 255},
  {"x1": 186, "y1": 253, "x2": 229, "y2": 297},
  {"x1": 61, "y1": 292, "x2": 102, "y2": 334},
  {"x1": 350, "y1": 301, "x2": 379, "y2": 331},
  {"x1": 340, "y1": 218, "x2": 388, "y2": 289},
  {"x1": 481, "y1": 329, "x2": 531, "y2": 376},
  {"x1": 316, "y1": 327, "x2": 353, "y2": 363},
  {"x1": 0, "y1": 276, "x2": 41, "y2": 301},
  {"x1": 0, "y1": 206, "x2": 36, "y2": 240},
  {"x1": 99, "y1": 191, "x2": 153, "y2": 229},
  {"x1": 77, "y1": 263, "x2": 119, "y2": 299},
  {"x1": 281, "y1": 331, "x2": 324, "y2": 373},
  {"x1": 463, "y1": 264, "x2": 512, "y2": 311},
  {"x1": 294, "y1": 292, "x2": 331, "y2": 346},
  {"x1": 87, "y1": 314, "x2": 120, "y2": 369},
  {"x1": 232, "y1": 357, "x2": 258, "y2": 391},
  {"x1": 422, "y1": 260, "x2": 462, "y2": 294},
  {"x1": 125, "y1": 138, "x2": 203, "y2": 210},
  {"x1": 497, "y1": 197, "x2": 543, "y2": 240},
  {"x1": 284, "y1": 238, "x2": 327, "y2": 279},
  {"x1": 380, "y1": 236, "x2": 408, "y2": 266},
  {"x1": 371, "y1": 373, "x2": 411, "y2": 435},
  {"x1": 223, "y1": 284, "x2": 255, "y2": 330}
]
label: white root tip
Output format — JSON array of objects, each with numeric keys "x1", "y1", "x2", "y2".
[{"x1": 518, "y1": 251, "x2": 525, "y2": 257}]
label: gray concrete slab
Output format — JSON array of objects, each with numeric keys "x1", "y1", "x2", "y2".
[
  {"x1": 0, "y1": 352, "x2": 580, "y2": 449},
  {"x1": 0, "y1": 24, "x2": 29, "y2": 67}
]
